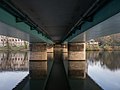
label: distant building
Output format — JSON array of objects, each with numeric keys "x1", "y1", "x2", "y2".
[
  {"x1": 87, "y1": 39, "x2": 99, "y2": 45},
  {"x1": 0, "y1": 35, "x2": 27, "y2": 47}
]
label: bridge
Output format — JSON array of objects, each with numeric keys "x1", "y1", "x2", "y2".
[
  {"x1": 0, "y1": 0, "x2": 120, "y2": 51},
  {"x1": 0, "y1": 0, "x2": 120, "y2": 90},
  {"x1": 0, "y1": 0, "x2": 120, "y2": 43}
]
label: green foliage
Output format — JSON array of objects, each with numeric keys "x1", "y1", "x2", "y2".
[{"x1": 92, "y1": 33, "x2": 120, "y2": 51}]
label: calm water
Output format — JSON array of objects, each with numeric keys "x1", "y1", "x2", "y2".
[
  {"x1": 87, "y1": 51, "x2": 120, "y2": 90},
  {"x1": 0, "y1": 51, "x2": 29, "y2": 90},
  {"x1": 0, "y1": 51, "x2": 120, "y2": 90}
]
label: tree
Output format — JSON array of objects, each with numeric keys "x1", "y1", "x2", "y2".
[
  {"x1": 5, "y1": 36, "x2": 11, "y2": 50},
  {"x1": 24, "y1": 41, "x2": 28, "y2": 49}
]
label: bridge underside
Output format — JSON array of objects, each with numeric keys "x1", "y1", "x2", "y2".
[
  {"x1": 0, "y1": 9, "x2": 120, "y2": 44},
  {"x1": 0, "y1": 20, "x2": 45, "y2": 43},
  {"x1": 0, "y1": 0, "x2": 120, "y2": 43},
  {"x1": 10, "y1": 0, "x2": 98, "y2": 43},
  {"x1": 70, "y1": 11, "x2": 120, "y2": 42}
]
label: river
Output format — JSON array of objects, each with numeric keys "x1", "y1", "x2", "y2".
[{"x1": 0, "y1": 51, "x2": 120, "y2": 90}]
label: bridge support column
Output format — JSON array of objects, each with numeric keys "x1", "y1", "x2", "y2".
[
  {"x1": 47, "y1": 44, "x2": 54, "y2": 53},
  {"x1": 30, "y1": 43, "x2": 47, "y2": 60},
  {"x1": 68, "y1": 42, "x2": 87, "y2": 79},
  {"x1": 62, "y1": 44, "x2": 68, "y2": 53},
  {"x1": 68, "y1": 43, "x2": 86, "y2": 60},
  {"x1": 29, "y1": 43, "x2": 47, "y2": 79}
]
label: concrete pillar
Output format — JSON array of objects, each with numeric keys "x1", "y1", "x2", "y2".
[
  {"x1": 29, "y1": 43, "x2": 47, "y2": 79},
  {"x1": 54, "y1": 44, "x2": 62, "y2": 51},
  {"x1": 68, "y1": 43, "x2": 86, "y2": 60},
  {"x1": 30, "y1": 43, "x2": 47, "y2": 60},
  {"x1": 47, "y1": 44, "x2": 54, "y2": 72},
  {"x1": 62, "y1": 44, "x2": 68, "y2": 53},
  {"x1": 47, "y1": 44, "x2": 54, "y2": 53},
  {"x1": 68, "y1": 43, "x2": 87, "y2": 79}
]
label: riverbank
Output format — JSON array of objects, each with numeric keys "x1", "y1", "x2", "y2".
[
  {"x1": 0, "y1": 46, "x2": 29, "y2": 51},
  {"x1": 86, "y1": 45, "x2": 120, "y2": 51}
]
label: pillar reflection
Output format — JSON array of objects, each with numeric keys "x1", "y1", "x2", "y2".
[
  {"x1": 68, "y1": 43, "x2": 87, "y2": 79},
  {"x1": 29, "y1": 61, "x2": 47, "y2": 79},
  {"x1": 29, "y1": 43, "x2": 54, "y2": 90},
  {"x1": 68, "y1": 61, "x2": 87, "y2": 79},
  {"x1": 30, "y1": 43, "x2": 47, "y2": 79}
]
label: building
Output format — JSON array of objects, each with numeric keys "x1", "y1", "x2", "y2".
[
  {"x1": 87, "y1": 39, "x2": 99, "y2": 45},
  {"x1": 0, "y1": 35, "x2": 28, "y2": 47}
]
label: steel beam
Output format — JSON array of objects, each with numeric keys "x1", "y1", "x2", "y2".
[
  {"x1": 0, "y1": 7, "x2": 53, "y2": 44},
  {"x1": 64, "y1": 0, "x2": 120, "y2": 42}
]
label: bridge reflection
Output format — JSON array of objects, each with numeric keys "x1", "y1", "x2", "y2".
[
  {"x1": 13, "y1": 49, "x2": 103, "y2": 90},
  {"x1": 29, "y1": 52, "x2": 54, "y2": 90},
  {"x1": 30, "y1": 61, "x2": 47, "y2": 79},
  {"x1": 68, "y1": 60, "x2": 87, "y2": 79}
]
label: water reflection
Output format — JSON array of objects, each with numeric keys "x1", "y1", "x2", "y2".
[
  {"x1": 29, "y1": 50, "x2": 54, "y2": 79},
  {"x1": 29, "y1": 61, "x2": 48, "y2": 90},
  {"x1": 30, "y1": 61, "x2": 47, "y2": 79},
  {"x1": 1, "y1": 50, "x2": 120, "y2": 90},
  {"x1": 62, "y1": 52, "x2": 68, "y2": 60},
  {"x1": 68, "y1": 57, "x2": 102, "y2": 90},
  {"x1": 87, "y1": 51, "x2": 120, "y2": 71},
  {"x1": 0, "y1": 51, "x2": 29, "y2": 90},
  {"x1": 47, "y1": 53, "x2": 54, "y2": 61},
  {"x1": 87, "y1": 51, "x2": 120, "y2": 90},
  {"x1": 62, "y1": 52, "x2": 68, "y2": 75},
  {"x1": 29, "y1": 51, "x2": 54, "y2": 90},
  {"x1": 68, "y1": 61, "x2": 87, "y2": 79}
]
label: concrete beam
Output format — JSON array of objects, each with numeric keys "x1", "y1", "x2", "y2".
[
  {"x1": 65, "y1": 0, "x2": 120, "y2": 42},
  {"x1": 0, "y1": 7, "x2": 53, "y2": 44}
]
